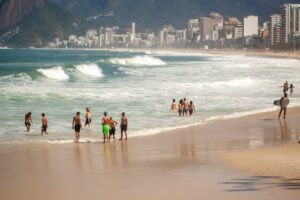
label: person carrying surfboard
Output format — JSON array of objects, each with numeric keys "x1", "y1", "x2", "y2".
[{"x1": 278, "y1": 93, "x2": 289, "y2": 119}]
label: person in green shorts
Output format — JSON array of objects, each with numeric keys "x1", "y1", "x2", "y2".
[{"x1": 102, "y1": 112, "x2": 110, "y2": 143}]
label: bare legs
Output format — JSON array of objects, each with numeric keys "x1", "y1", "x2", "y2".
[{"x1": 278, "y1": 107, "x2": 287, "y2": 119}]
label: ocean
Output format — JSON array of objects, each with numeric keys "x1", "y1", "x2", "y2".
[{"x1": 0, "y1": 48, "x2": 299, "y2": 144}]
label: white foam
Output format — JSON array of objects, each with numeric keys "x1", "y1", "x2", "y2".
[
  {"x1": 210, "y1": 77, "x2": 256, "y2": 88},
  {"x1": 110, "y1": 56, "x2": 167, "y2": 66},
  {"x1": 37, "y1": 66, "x2": 69, "y2": 80},
  {"x1": 74, "y1": 63, "x2": 103, "y2": 77}
]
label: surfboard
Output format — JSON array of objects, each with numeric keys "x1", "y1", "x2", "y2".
[{"x1": 273, "y1": 99, "x2": 281, "y2": 106}]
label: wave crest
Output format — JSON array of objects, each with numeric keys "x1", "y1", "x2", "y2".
[
  {"x1": 37, "y1": 66, "x2": 69, "y2": 80},
  {"x1": 110, "y1": 56, "x2": 166, "y2": 66},
  {"x1": 74, "y1": 63, "x2": 103, "y2": 77}
]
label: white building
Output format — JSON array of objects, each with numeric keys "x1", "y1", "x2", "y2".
[
  {"x1": 187, "y1": 19, "x2": 200, "y2": 40},
  {"x1": 281, "y1": 3, "x2": 300, "y2": 43},
  {"x1": 243, "y1": 15, "x2": 258, "y2": 37},
  {"x1": 270, "y1": 14, "x2": 282, "y2": 46}
]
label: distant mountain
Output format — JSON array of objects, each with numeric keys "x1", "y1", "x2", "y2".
[
  {"x1": 0, "y1": 0, "x2": 45, "y2": 31},
  {"x1": 51, "y1": 0, "x2": 295, "y2": 30},
  {"x1": 0, "y1": 0, "x2": 83, "y2": 47}
]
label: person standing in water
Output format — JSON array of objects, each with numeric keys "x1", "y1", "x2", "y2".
[
  {"x1": 120, "y1": 112, "x2": 128, "y2": 140},
  {"x1": 188, "y1": 101, "x2": 196, "y2": 116},
  {"x1": 278, "y1": 93, "x2": 289, "y2": 120},
  {"x1": 282, "y1": 81, "x2": 289, "y2": 93},
  {"x1": 102, "y1": 112, "x2": 110, "y2": 143},
  {"x1": 178, "y1": 99, "x2": 183, "y2": 117},
  {"x1": 24, "y1": 112, "x2": 32, "y2": 132},
  {"x1": 171, "y1": 99, "x2": 177, "y2": 111},
  {"x1": 85, "y1": 107, "x2": 92, "y2": 129},
  {"x1": 41, "y1": 113, "x2": 48, "y2": 135},
  {"x1": 183, "y1": 98, "x2": 189, "y2": 116},
  {"x1": 109, "y1": 117, "x2": 118, "y2": 140},
  {"x1": 290, "y1": 84, "x2": 294, "y2": 96},
  {"x1": 72, "y1": 112, "x2": 82, "y2": 142}
]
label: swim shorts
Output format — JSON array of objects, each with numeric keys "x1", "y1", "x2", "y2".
[
  {"x1": 121, "y1": 124, "x2": 127, "y2": 132},
  {"x1": 103, "y1": 124, "x2": 110, "y2": 135},
  {"x1": 74, "y1": 124, "x2": 81, "y2": 132},
  {"x1": 42, "y1": 125, "x2": 47, "y2": 132},
  {"x1": 109, "y1": 127, "x2": 116, "y2": 135},
  {"x1": 25, "y1": 122, "x2": 31, "y2": 126}
]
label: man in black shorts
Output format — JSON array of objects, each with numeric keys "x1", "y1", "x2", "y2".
[
  {"x1": 109, "y1": 117, "x2": 118, "y2": 140},
  {"x1": 72, "y1": 112, "x2": 82, "y2": 142},
  {"x1": 119, "y1": 112, "x2": 128, "y2": 140}
]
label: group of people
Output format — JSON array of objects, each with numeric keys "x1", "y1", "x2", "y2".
[
  {"x1": 171, "y1": 98, "x2": 196, "y2": 116},
  {"x1": 282, "y1": 81, "x2": 294, "y2": 96},
  {"x1": 24, "y1": 108, "x2": 129, "y2": 143},
  {"x1": 25, "y1": 112, "x2": 48, "y2": 135},
  {"x1": 71, "y1": 109, "x2": 129, "y2": 143},
  {"x1": 278, "y1": 81, "x2": 295, "y2": 120}
]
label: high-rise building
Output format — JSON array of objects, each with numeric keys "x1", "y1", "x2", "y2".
[
  {"x1": 187, "y1": 19, "x2": 200, "y2": 40},
  {"x1": 200, "y1": 12, "x2": 223, "y2": 41},
  {"x1": 104, "y1": 28, "x2": 113, "y2": 46},
  {"x1": 281, "y1": 3, "x2": 300, "y2": 44},
  {"x1": 270, "y1": 14, "x2": 282, "y2": 47},
  {"x1": 243, "y1": 15, "x2": 258, "y2": 37}
]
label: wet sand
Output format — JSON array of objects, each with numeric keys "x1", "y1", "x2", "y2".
[{"x1": 0, "y1": 107, "x2": 300, "y2": 200}]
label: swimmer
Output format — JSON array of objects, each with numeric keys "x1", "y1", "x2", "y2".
[
  {"x1": 85, "y1": 107, "x2": 92, "y2": 129},
  {"x1": 41, "y1": 113, "x2": 48, "y2": 135},
  {"x1": 109, "y1": 117, "x2": 118, "y2": 140},
  {"x1": 188, "y1": 101, "x2": 196, "y2": 116},
  {"x1": 278, "y1": 93, "x2": 289, "y2": 120},
  {"x1": 24, "y1": 112, "x2": 32, "y2": 132},
  {"x1": 72, "y1": 112, "x2": 82, "y2": 142},
  {"x1": 102, "y1": 112, "x2": 110, "y2": 143},
  {"x1": 119, "y1": 112, "x2": 128, "y2": 140},
  {"x1": 171, "y1": 99, "x2": 177, "y2": 111}
]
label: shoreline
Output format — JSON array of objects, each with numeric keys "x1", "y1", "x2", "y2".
[
  {"x1": 1, "y1": 107, "x2": 300, "y2": 199},
  {"x1": 3, "y1": 47, "x2": 300, "y2": 60},
  {"x1": 1, "y1": 105, "x2": 298, "y2": 145}
]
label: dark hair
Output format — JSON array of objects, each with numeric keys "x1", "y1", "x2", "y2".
[
  {"x1": 28, "y1": 112, "x2": 31, "y2": 115},
  {"x1": 104, "y1": 112, "x2": 107, "y2": 115},
  {"x1": 77, "y1": 112, "x2": 80, "y2": 115},
  {"x1": 173, "y1": 99, "x2": 175, "y2": 102},
  {"x1": 122, "y1": 112, "x2": 125, "y2": 116},
  {"x1": 190, "y1": 101, "x2": 193, "y2": 104},
  {"x1": 42, "y1": 113, "x2": 45, "y2": 117},
  {"x1": 284, "y1": 93, "x2": 288, "y2": 97},
  {"x1": 184, "y1": 98, "x2": 186, "y2": 100}
]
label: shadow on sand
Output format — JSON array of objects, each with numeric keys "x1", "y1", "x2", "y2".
[{"x1": 222, "y1": 176, "x2": 300, "y2": 192}]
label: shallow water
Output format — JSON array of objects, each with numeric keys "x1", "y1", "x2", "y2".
[{"x1": 0, "y1": 48, "x2": 299, "y2": 143}]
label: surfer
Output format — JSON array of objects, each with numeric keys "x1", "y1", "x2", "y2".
[
  {"x1": 24, "y1": 112, "x2": 32, "y2": 132},
  {"x1": 290, "y1": 84, "x2": 294, "y2": 96},
  {"x1": 178, "y1": 99, "x2": 183, "y2": 117},
  {"x1": 41, "y1": 113, "x2": 48, "y2": 135},
  {"x1": 109, "y1": 117, "x2": 118, "y2": 140},
  {"x1": 278, "y1": 93, "x2": 289, "y2": 120},
  {"x1": 102, "y1": 112, "x2": 110, "y2": 143},
  {"x1": 85, "y1": 107, "x2": 92, "y2": 129},
  {"x1": 171, "y1": 99, "x2": 177, "y2": 111},
  {"x1": 188, "y1": 101, "x2": 196, "y2": 116},
  {"x1": 119, "y1": 112, "x2": 128, "y2": 140},
  {"x1": 72, "y1": 112, "x2": 82, "y2": 142}
]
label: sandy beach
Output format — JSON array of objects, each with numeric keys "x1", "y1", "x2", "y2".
[{"x1": 0, "y1": 107, "x2": 300, "y2": 200}]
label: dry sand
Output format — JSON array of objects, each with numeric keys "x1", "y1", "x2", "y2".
[{"x1": 0, "y1": 107, "x2": 300, "y2": 200}]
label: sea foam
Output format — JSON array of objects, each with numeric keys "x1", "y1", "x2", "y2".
[
  {"x1": 74, "y1": 63, "x2": 103, "y2": 77},
  {"x1": 110, "y1": 55, "x2": 167, "y2": 66},
  {"x1": 37, "y1": 66, "x2": 69, "y2": 80}
]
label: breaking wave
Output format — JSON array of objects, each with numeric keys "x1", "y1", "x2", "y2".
[
  {"x1": 110, "y1": 55, "x2": 167, "y2": 66},
  {"x1": 37, "y1": 66, "x2": 69, "y2": 80},
  {"x1": 74, "y1": 63, "x2": 103, "y2": 77}
]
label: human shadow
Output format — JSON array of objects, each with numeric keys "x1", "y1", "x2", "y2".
[{"x1": 222, "y1": 176, "x2": 300, "y2": 192}]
